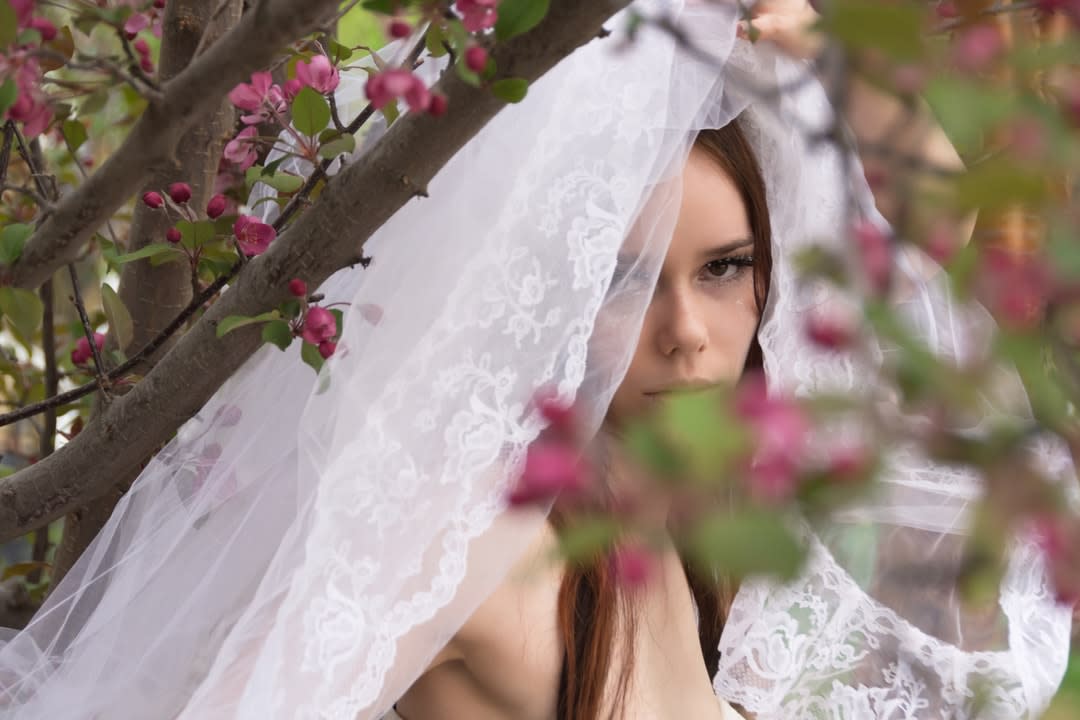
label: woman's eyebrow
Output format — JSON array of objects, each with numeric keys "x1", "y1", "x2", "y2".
[{"x1": 700, "y1": 238, "x2": 753, "y2": 260}]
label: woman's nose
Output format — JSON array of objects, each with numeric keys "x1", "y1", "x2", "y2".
[{"x1": 655, "y1": 289, "x2": 708, "y2": 357}]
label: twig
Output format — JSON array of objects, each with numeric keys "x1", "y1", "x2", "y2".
[
  {"x1": 0, "y1": 269, "x2": 236, "y2": 428},
  {"x1": 0, "y1": 122, "x2": 13, "y2": 187},
  {"x1": 935, "y1": 0, "x2": 1041, "y2": 33}
]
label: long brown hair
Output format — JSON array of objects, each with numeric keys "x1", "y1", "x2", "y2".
[{"x1": 553, "y1": 118, "x2": 773, "y2": 720}]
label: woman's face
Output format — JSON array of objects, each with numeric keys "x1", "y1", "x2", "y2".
[{"x1": 608, "y1": 145, "x2": 760, "y2": 422}]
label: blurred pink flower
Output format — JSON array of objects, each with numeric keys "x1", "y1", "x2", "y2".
[{"x1": 295, "y1": 55, "x2": 340, "y2": 94}]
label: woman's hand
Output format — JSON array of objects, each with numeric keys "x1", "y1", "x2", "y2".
[{"x1": 737, "y1": 0, "x2": 822, "y2": 59}]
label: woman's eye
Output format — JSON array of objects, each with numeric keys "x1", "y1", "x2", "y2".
[{"x1": 702, "y1": 254, "x2": 753, "y2": 282}]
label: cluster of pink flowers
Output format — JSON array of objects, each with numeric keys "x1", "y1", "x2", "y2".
[
  {"x1": 508, "y1": 393, "x2": 589, "y2": 507},
  {"x1": 224, "y1": 56, "x2": 341, "y2": 170},
  {"x1": 2, "y1": 1, "x2": 58, "y2": 138},
  {"x1": 976, "y1": 246, "x2": 1055, "y2": 330},
  {"x1": 365, "y1": 68, "x2": 441, "y2": 114},
  {"x1": 1033, "y1": 513, "x2": 1080, "y2": 605},
  {"x1": 734, "y1": 373, "x2": 811, "y2": 504}
]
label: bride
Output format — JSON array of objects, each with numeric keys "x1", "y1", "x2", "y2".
[{"x1": 0, "y1": 1, "x2": 1073, "y2": 719}]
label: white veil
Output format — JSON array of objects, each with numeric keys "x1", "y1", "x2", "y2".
[{"x1": 0, "y1": 2, "x2": 1073, "y2": 719}]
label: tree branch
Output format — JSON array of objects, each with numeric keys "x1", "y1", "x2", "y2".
[
  {"x1": 2, "y1": 0, "x2": 346, "y2": 291},
  {"x1": 0, "y1": 0, "x2": 632, "y2": 541}
]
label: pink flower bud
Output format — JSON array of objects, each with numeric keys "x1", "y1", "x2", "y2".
[
  {"x1": 428, "y1": 93, "x2": 449, "y2": 117},
  {"x1": 852, "y1": 219, "x2": 893, "y2": 295},
  {"x1": 142, "y1": 191, "x2": 164, "y2": 209},
  {"x1": 389, "y1": 19, "x2": 412, "y2": 38},
  {"x1": 29, "y1": 17, "x2": 57, "y2": 42},
  {"x1": 302, "y1": 306, "x2": 337, "y2": 345},
  {"x1": 465, "y1": 45, "x2": 488, "y2": 73},
  {"x1": 167, "y1": 182, "x2": 192, "y2": 204},
  {"x1": 165, "y1": 227, "x2": 182, "y2": 243},
  {"x1": 153, "y1": 0, "x2": 166, "y2": 8},
  {"x1": 318, "y1": 340, "x2": 337, "y2": 359},
  {"x1": 455, "y1": 0, "x2": 499, "y2": 33},
  {"x1": 508, "y1": 442, "x2": 585, "y2": 507},
  {"x1": 288, "y1": 278, "x2": 307, "y2": 298},
  {"x1": 71, "y1": 332, "x2": 106, "y2": 366},
  {"x1": 805, "y1": 310, "x2": 855, "y2": 350},
  {"x1": 952, "y1": 24, "x2": 1004, "y2": 73},
  {"x1": 365, "y1": 69, "x2": 431, "y2": 113},
  {"x1": 824, "y1": 445, "x2": 873, "y2": 485},
  {"x1": 233, "y1": 215, "x2": 277, "y2": 256},
  {"x1": 133, "y1": 38, "x2": 151, "y2": 57},
  {"x1": 612, "y1": 544, "x2": 654, "y2": 590},
  {"x1": 206, "y1": 194, "x2": 227, "y2": 219},
  {"x1": 935, "y1": 0, "x2": 959, "y2": 19}
]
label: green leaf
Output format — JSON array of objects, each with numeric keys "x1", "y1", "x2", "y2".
[
  {"x1": 381, "y1": 97, "x2": 400, "y2": 126},
  {"x1": 301, "y1": 340, "x2": 325, "y2": 373},
  {"x1": 100, "y1": 283, "x2": 133, "y2": 351},
  {"x1": 0, "y1": 0, "x2": 17, "y2": 47},
  {"x1": 688, "y1": 510, "x2": 806, "y2": 581},
  {"x1": 112, "y1": 242, "x2": 181, "y2": 265},
  {"x1": 61, "y1": 119, "x2": 88, "y2": 153},
  {"x1": 557, "y1": 517, "x2": 620, "y2": 564},
  {"x1": 425, "y1": 22, "x2": 448, "y2": 57},
  {"x1": 951, "y1": 158, "x2": 1047, "y2": 211},
  {"x1": 0, "y1": 78, "x2": 17, "y2": 117},
  {"x1": 176, "y1": 220, "x2": 217, "y2": 250},
  {"x1": 246, "y1": 166, "x2": 305, "y2": 193},
  {"x1": 318, "y1": 132, "x2": 356, "y2": 160},
  {"x1": 491, "y1": 78, "x2": 528, "y2": 104},
  {"x1": 330, "y1": 308, "x2": 344, "y2": 336},
  {"x1": 657, "y1": 388, "x2": 749, "y2": 482},
  {"x1": 361, "y1": 0, "x2": 396, "y2": 12},
  {"x1": 0, "y1": 223, "x2": 32, "y2": 266},
  {"x1": 495, "y1": 0, "x2": 550, "y2": 41},
  {"x1": 923, "y1": 78, "x2": 1017, "y2": 158},
  {"x1": 291, "y1": 86, "x2": 331, "y2": 137},
  {"x1": 819, "y1": 0, "x2": 922, "y2": 60},
  {"x1": 216, "y1": 311, "x2": 279, "y2": 338},
  {"x1": 0, "y1": 287, "x2": 43, "y2": 340},
  {"x1": 261, "y1": 319, "x2": 294, "y2": 350}
]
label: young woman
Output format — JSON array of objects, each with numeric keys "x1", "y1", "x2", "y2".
[{"x1": 392, "y1": 120, "x2": 768, "y2": 720}]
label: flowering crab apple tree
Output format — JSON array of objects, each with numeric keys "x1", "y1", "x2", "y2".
[{"x1": 0, "y1": 0, "x2": 1077, "y2": 706}]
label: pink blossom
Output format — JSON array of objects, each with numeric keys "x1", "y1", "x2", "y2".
[
  {"x1": 456, "y1": 0, "x2": 499, "y2": 33},
  {"x1": 318, "y1": 340, "x2": 337, "y2": 359},
  {"x1": 365, "y1": 68, "x2": 432, "y2": 112},
  {"x1": 71, "y1": 332, "x2": 106, "y2": 366},
  {"x1": 805, "y1": 308, "x2": 856, "y2": 350},
  {"x1": 852, "y1": 219, "x2": 893, "y2": 295},
  {"x1": 124, "y1": 12, "x2": 150, "y2": 39},
  {"x1": 465, "y1": 45, "x2": 488, "y2": 73},
  {"x1": 735, "y1": 373, "x2": 810, "y2": 504},
  {"x1": 301, "y1": 306, "x2": 337, "y2": 345},
  {"x1": 1037, "y1": 0, "x2": 1080, "y2": 28},
  {"x1": 206, "y1": 194, "x2": 227, "y2": 219},
  {"x1": 9, "y1": 0, "x2": 33, "y2": 27},
  {"x1": 288, "y1": 278, "x2": 307, "y2": 298},
  {"x1": 295, "y1": 55, "x2": 340, "y2": 95},
  {"x1": 28, "y1": 17, "x2": 56, "y2": 42},
  {"x1": 233, "y1": 215, "x2": 276, "y2": 256},
  {"x1": 389, "y1": 20, "x2": 412, "y2": 38},
  {"x1": 428, "y1": 94, "x2": 449, "y2": 117},
  {"x1": 612, "y1": 544, "x2": 654, "y2": 590},
  {"x1": 977, "y1": 246, "x2": 1051, "y2": 329},
  {"x1": 165, "y1": 227, "x2": 181, "y2": 243},
  {"x1": 508, "y1": 442, "x2": 585, "y2": 507},
  {"x1": 142, "y1": 191, "x2": 164, "y2": 208},
  {"x1": 824, "y1": 445, "x2": 873, "y2": 485},
  {"x1": 1033, "y1": 514, "x2": 1080, "y2": 605},
  {"x1": 952, "y1": 25, "x2": 1004, "y2": 73},
  {"x1": 282, "y1": 78, "x2": 303, "y2": 101},
  {"x1": 228, "y1": 72, "x2": 285, "y2": 124},
  {"x1": 6, "y1": 59, "x2": 52, "y2": 139},
  {"x1": 223, "y1": 126, "x2": 258, "y2": 170}
]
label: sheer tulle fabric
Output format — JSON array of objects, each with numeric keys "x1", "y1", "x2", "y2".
[{"x1": 0, "y1": 2, "x2": 1072, "y2": 719}]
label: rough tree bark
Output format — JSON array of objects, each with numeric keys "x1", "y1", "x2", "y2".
[
  {"x1": 0, "y1": 0, "x2": 633, "y2": 543},
  {"x1": 49, "y1": 0, "x2": 245, "y2": 588}
]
